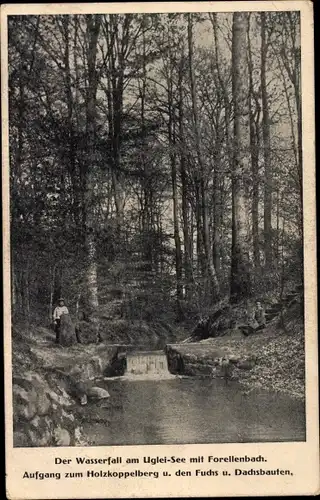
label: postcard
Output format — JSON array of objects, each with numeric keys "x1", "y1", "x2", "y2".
[{"x1": 2, "y1": 1, "x2": 318, "y2": 498}]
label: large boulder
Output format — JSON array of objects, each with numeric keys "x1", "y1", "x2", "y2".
[
  {"x1": 59, "y1": 314, "x2": 77, "y2": 346},
  {"x1": 13, "y1": 384, "x2": 38, "y2": 422},
  {"x1": 191, "y1": 306, "x2": 234, "y2": 341},
  {"x1": 68, "y1": 356, "x2": 103, "y2": 382},
  {"x1": 55, "y1": 376, "x2": 110, "y2": 406},
  {"x1": 12, "y1": 369, "x2": 85, "y2": 447},
  {"x1": 86, "y1": 386, "x2": 110, "y2": 400},
  {"x1": 53, "y1": 427, "x2": 71, "y2": 446}
]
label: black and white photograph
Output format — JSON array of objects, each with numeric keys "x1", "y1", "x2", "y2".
[{"x1": 5, "y1": 4, "x2": 311, "y2": 452}]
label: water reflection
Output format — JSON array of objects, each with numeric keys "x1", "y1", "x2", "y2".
[{"x1": 84, "y1": 377, "x2": 305, "y2": 446}]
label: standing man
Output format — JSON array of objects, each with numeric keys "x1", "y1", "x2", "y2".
[
  {"x1": 53, "y1": 298, "x2": 69, "y2": 344},
  {"x1": 255, "y1": 301, "x2": 266, "y2": 329}
]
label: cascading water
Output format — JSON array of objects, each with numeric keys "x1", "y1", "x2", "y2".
[{"x1": 124, "y1": 351, "x2": 174, "y2": 380}]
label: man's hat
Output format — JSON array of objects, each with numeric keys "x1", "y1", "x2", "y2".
[{"x1": 58, "y1": 298, "x2": 65, "y2": 302}]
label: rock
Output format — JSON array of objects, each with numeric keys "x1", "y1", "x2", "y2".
[
  {"x1": 59, "y1": 314, "x2": 77, "y2": 346},
  {"x1": 13, "y1": 383, "x2": 37, "y2": 405},
  {"x1": 14, "y1": 374, "x2": 51, "y2": 418},
  {"x1": 237, "y1": 357, "x2": 257, "y2": 370},
  {"x1": 86, "y1": 386, "x2": 110, "y2": 400},
  {"x1": 53, "y1": 427, "x2": 71, "y2": 446},
  {"x1": 229, "y1": 357, "x2": 240, "y2": 364},
  {"x1": 36, "y1": 392, "x2": 51, "y2": 415},
  {"x1": 13, "y1": 385, "x2": 37, "y2": 422},
  {"x1": 47, "y1": 389, "x2": 72, "y2": 407},
  {"x1": 238, "y1": 324, "x2": 255, "y2": 337},
  {"x1": 61, "y1": 409, "x2": 75, "y2": 422},
  {"x1": 30, "y1": 415, "x2": 41, "y2": 428},
  {"x1": 191, "y1": 308, "x2": 231, "y2": 341},
  {"x1": 28, "y1": 426, "x2": 52, "y2": 447},
  {"x1": 37, "y1": 429, "x2": 51, "y2": 446},
  {"x1": 12, "y1": 376, "x2": 34, "y2": 393},
  {"x1": 70, "y1": 357, "x2": 103, "y2": 382},
  {"x1": 13, "y1": 431, "x2": 30, "y2": 447},
  {"x1": 74, "y1": 426, "x2": 87, "y2": 445},
  {"x1": 226, "y1": 328, "x2": 243, "y2": 339},
  {"x1": 220, "y1": 358, "x2": 234, "y2": 380},
  {"x1": 27, "y1": 429, "x2": 40, "y2": 446},
  {"x1": 56, "y1": 376, "x2": 88, "y2": 405}
]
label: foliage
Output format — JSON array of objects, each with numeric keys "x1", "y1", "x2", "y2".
[{"x1": 9, "y1": 12, "x2": 303, "y2": 327}]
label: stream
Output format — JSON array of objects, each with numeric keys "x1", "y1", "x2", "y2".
[{"x1": 82, "y1": 351, "x2": 306, "y2": 446}]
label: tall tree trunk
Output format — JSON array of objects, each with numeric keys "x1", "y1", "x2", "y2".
[
  {"x1": 84, "y1": 14, "x2": 101, "y2": 310},
  {"x1": 276, "y1": 53, "x2": 302, "y2": 241},
  {"x1": 261, "y1": 12, "x2": 272, "y2": 268},
  {"x1": 49, "y1": 264, "x2": 56, "y2": 322},
  {"x1": 287, "y1": 12, "x2": 302, "y2": 214},
  {"x1": 187, "y1": 13, "x2": 220, "y2": 301},
  {"x1": 211, "y1": 12, "x2": 233, "y2": 278},
  {"x1": 247, "y1": 15, "x2": 260, "y2": 270},
  {"x1": 52, "y1": 264, "x2": 63, "y2": 305},
  {"x1": 201, "y1": 178, "x2": 217, "y2": 300},
  {"x1": 139, "y1": 24, "x2": 154, "y2": 270},
  {"x1": 195, "y1": 180, "x2": 205, "y2": 278},
  {"x1": 104, "y1": 15, "x2": 127, "y2": 233},
  {"x1": 178, "y1": 57, "x2": 193, "y2": 300},
  {"x1": 230, "y1": 12, "x2": 252, "y2": 304},
  {"x1": 169, "y1": 112, "x2": 184, "y2": 307},
  {"x1": 210, "y1": 13, "x2": 233, "y2": 173},
  {"x1": 63, "y1": 15, "x2": 81, "y2": 229},
  {"x1": 282, "y1": 13, "x2": 303, "y2": 242},
  {"x1": 167, "y1": 41, "x2": 183, "y2": 309},
  {"x1": 212, "y1": 168, "x2": 221, "y2": 277},
  {"x1": 211, "y1": 123, "x2": 224, "y2": 281}
]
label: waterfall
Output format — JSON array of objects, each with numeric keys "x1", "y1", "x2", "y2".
[{"x1": 124, "y1": 351, "x2": 174, "y2": 380}]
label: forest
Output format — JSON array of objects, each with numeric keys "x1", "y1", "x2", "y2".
[{"x1": 9, "y1": 11, "x2": 303, "y2": 332}]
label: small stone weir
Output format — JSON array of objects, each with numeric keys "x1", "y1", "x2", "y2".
[{"x1": 124, "y1": 350, "x2": 174, "y2": 380}]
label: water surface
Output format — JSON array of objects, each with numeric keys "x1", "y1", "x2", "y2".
[{"x1": 83, "y1": 377, "x2": 305, "y2": 446}]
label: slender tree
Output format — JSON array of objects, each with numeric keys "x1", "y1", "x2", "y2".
[
  {"x1": 247, "y1": 14, "x2": 261, "y2": 270},
  {"x1": 84, "y1": 14, "x2": 101, "y2": 309},
  {"x1": 187, "y1": 13, "x2": 220, "y2": 302},
  {"x1": 177, "y1": 51, "x2": 194, "y2": 299},
  {"x1": 261, "y1": 12, "x2": 273, "y2": 268},
  {"x1": 230, "y1": 12, "x2": 252, "y2": 303}
]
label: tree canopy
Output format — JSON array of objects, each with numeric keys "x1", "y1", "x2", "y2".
[{"x1": 9, "y1": 12, "x2": 302, "y2": 325}]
